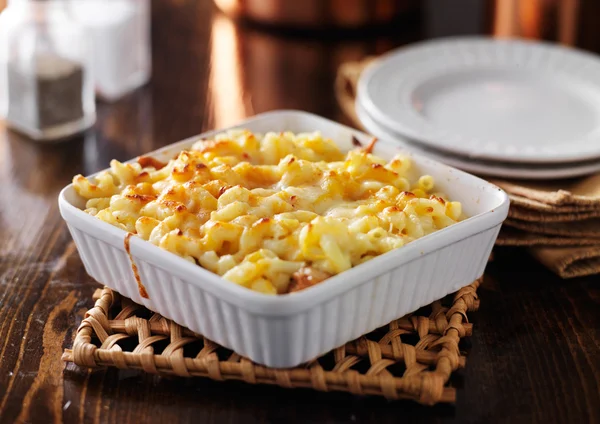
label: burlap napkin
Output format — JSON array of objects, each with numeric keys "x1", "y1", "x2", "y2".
[
  {"x1": 504, "y1": 218, "x2": 600, "y2": 238},
  {"x1": 507, "y1": 204, "x2": 600, "y2": 222},
  {"x1": 336, "y1": 57, "x2": 600, "y2": 279},
  {"x1": 496, "y1": 227, "x2": 600, "y2": 246},
  {"x1": 505, "y1": 193, "x2": 598, "y2": 213},
  {"x1": 531, "y1": 246, "x2": 600, "y2": 278},
  {"x1": 490, "y1": 177, "x2": 600, "y2": 206}
]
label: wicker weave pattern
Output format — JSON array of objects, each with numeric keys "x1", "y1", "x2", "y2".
[{"x1": 63, "y1": 279, "x2": 480, "y2": 405}]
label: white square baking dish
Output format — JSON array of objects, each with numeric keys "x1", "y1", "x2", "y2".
[{"x1": 59, "y1": 110, "x2": 509, "y2": 368}]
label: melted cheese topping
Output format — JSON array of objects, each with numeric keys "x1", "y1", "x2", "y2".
[{"x1": 73, "y1": 130, "x2": 463, "y2": 294}]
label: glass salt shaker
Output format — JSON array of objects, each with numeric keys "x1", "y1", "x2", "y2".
[
  {"x1": 0, "y1": 0, "x2": 95, "y2": 142},
  {"x1": 70, "y1": 0, "x2": 151, "y2": 101}
]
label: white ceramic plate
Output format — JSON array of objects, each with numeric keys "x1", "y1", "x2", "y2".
[
  {"x1": 357, "y1": 101, "x2": 600, "y2": 180},
  {"x1": 358, "y1": 37, "x2": 600, "y2": 164}
]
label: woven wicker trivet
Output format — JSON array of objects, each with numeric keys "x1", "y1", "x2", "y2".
[{"x1": 62, "y1": 279, "x2": 481, "y2": 405}]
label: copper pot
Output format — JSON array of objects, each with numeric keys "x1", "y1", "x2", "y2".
[{"x1": 214, "y1": 0, "x2": 419, "y2": 29}]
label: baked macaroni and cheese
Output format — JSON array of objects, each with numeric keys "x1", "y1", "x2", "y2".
[{"x1": 73, "y1": 130, "x2": 463, "y2": 295}]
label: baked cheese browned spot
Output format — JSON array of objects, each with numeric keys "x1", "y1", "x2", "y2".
[
  {"x1": 363, "y1": 137, "x2": 378, "y2": 154},
  {"x1": 137, "y1": 156, "x2": 167, "y2": 170},
  {"x1": 288, "y1": 267, "x2": 332, "y2": 293},
  {"x1": 124, "y1": 233, "x2": 149, "y2": 299}
]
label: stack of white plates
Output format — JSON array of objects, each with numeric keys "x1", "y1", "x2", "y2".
[{"x1": 356, "y1": 37, "x2": 600, "y2": 179}]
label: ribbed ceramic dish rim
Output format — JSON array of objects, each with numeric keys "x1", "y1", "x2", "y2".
[
  {"x1": 356, "y1": 100, "x2": 600, "y2": 180},
  {"x1": 58, "y1": 110, "x2": 509, "y2": 316},
  {"x1": 357, "y1": 36, "x2": 600, "y2": 164}
]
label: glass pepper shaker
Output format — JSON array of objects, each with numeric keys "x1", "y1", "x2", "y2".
[
  {"x1": 0, "y1": 0, "x2": 95, "y2": 142},
  {"x1": 69, "y1": 0, "x2": 151, "y2": 101}
]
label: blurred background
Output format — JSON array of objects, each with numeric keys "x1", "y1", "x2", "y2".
[{"x1": 1, "y1": 0, "x2": 600, "y2": 181}]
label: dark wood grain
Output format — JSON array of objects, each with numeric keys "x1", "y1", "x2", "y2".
[{"x1": 0, "y1": 1, "x2": 599, "y2": 423}]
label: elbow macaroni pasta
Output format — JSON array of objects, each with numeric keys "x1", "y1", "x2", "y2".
[{"x1": 73, "y1": 130, "x2": 464, "y2": 295}]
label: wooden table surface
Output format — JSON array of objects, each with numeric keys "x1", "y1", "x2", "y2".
[{"x1": 1, "y1": 1, "x2": 599, "y2": 423}]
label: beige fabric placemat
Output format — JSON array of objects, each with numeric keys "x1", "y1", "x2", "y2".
[{"x1": 336, "y1": 56, "x2": 600, "y2": 279}]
